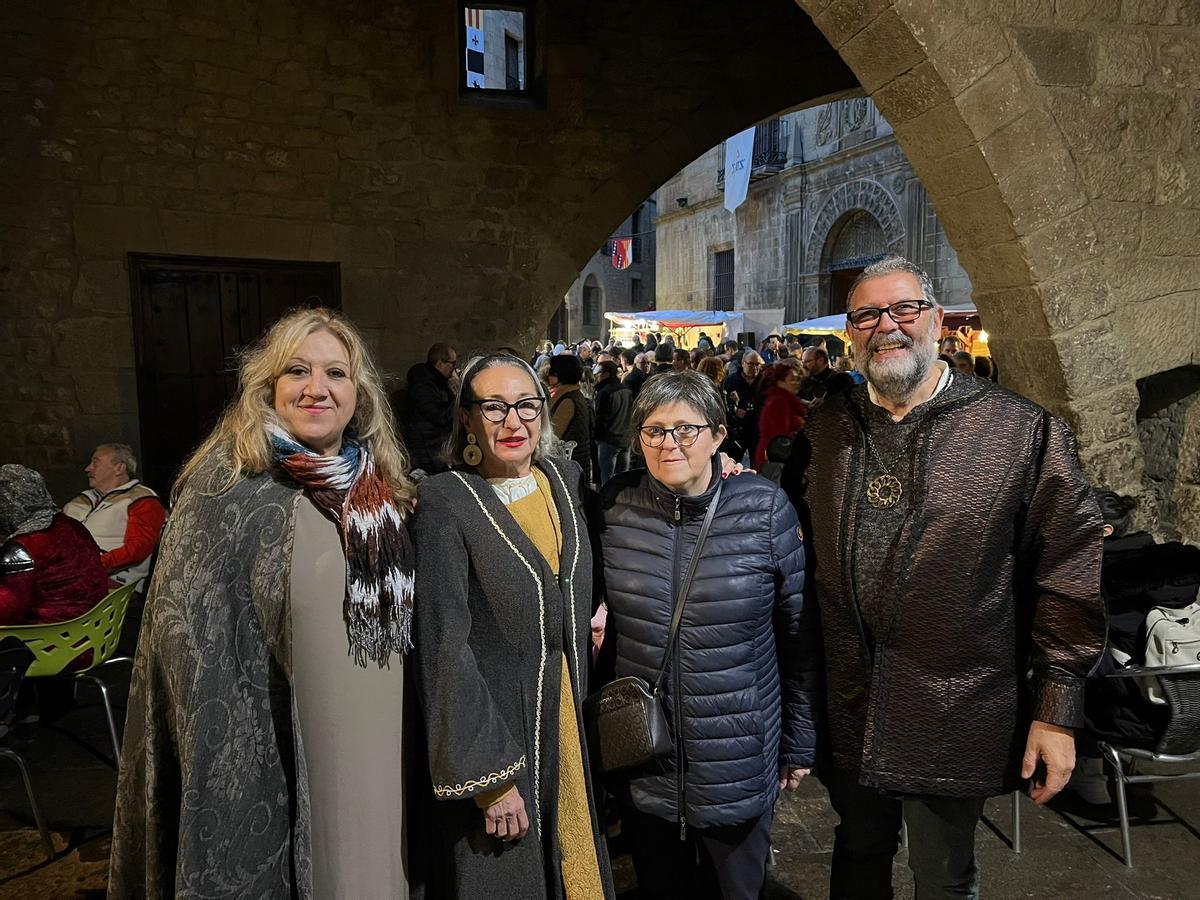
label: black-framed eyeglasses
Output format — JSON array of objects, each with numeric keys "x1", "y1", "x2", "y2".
[
  {"x1": 846, "y1": 299, "x2": 934, "y2": 330},
  {"x1": 638, "y1": 423, "x2": 712, "y2": 448},
  {"x1": 468, "y1": 397, "x2": 546, "y2": 423}
]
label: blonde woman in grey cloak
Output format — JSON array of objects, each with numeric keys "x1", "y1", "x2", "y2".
[{"x1": 109, "y1": 308, "x2": 417, "y2": 899}]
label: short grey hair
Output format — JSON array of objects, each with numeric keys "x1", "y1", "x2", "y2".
[
  {"x1": 632, "y1": 370, "x2": 727, "y2": 434},
  {"x1": 98, "y1": 442, "x2": 138, "y2": 478},
  {"x1": 847, "y1": 255, "x2": 939, "y2": 309},
  {"x1": 443, "y1": 354, "x2": 554, "y2": 468}
]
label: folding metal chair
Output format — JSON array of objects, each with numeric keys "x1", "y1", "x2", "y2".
[
  {"x1": 0, "y1": 637, "x2": 55, "y2": 860},
  {"x1": 1096, "y1": 662, "x2": 1200, "y2": 867}
]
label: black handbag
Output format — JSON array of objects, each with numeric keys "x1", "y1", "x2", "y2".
[{"x1": 586, "y1": 482, "x2": 723, "y2": 773}]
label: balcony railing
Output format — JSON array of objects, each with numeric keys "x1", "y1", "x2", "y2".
[{"x1": 717, "y1": 117, "x2": 790, "y2": 188}]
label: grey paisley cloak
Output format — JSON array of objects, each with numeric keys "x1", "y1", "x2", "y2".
[
  {"x1": 412, "y1": 457, "x2": 615, "y2": 899},
  {"x1": 110, "y1": 458, "x2": 320, "y2": 899}
]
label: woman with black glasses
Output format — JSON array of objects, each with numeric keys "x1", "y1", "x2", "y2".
[
  {"x1": 594, "y1": 369, "x2": 821, "y2": 900},
  {"x1": 412, "y1": 354, "x2": 614, "y2": 899}
]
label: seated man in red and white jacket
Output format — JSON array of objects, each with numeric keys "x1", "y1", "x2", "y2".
[{"x1": 63, "y1": 443, "x2": 165, "y2": 588}]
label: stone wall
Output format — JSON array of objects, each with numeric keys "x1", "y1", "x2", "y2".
[
  {"x1": 0, "y1": 0, "x2": 853, "y2": 499},
  {"x1": 655, "y1": 175, "x2": 790, "y2": 312},
  {"x1": 5, "y1": 0, "x2": 1200, "y2": 539},
  {"x1": 654, "y1": 99, "x2": 971, "y2": 323}
]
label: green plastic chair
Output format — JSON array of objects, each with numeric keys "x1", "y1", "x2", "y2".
[{"x1": 0, "y1": 580, "x2": 140, "y2": 766}]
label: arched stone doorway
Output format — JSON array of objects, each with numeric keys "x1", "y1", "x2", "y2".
[
  {"x1": 801, "y1": 180, "x2": 904, "y2": 317},
  {"x1": 784, "y1": 0, "x2": 1195, "y2": 524},
  {"x1": 822, "y1": 207, "x2": 896, "y2": 315},
  {"x1": 824, "y1": 211, "x2": 887, "y2": 315},
  {"x1": 580, "y1": 273, "x2": 605, "y2": 341}
]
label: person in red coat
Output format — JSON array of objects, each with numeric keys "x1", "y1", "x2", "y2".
[
  {"x1": 754, "y1": 360, "x2": 808, "y2": 471},
  {"x1": 0, "y1": 464, "x2": 108, "y2": 626}
]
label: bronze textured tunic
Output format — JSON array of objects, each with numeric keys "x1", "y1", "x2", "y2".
[{"x1": 786, "y1": 374, "x2": 1106, "y2": 797}]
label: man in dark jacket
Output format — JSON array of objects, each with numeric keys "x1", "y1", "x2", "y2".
[
  {"x1": 624, "y1": 352, "x2": 651, "y2": 398},
  {"x1": 721, "y1": 350, "x2": 763, "y2": 463},
  {"x1": 404, "y1": 343, "x2": 457, "y2": 473},
  {"x1": 782, "y1": 256, "x2": 1105, "y2": 899},
  {"x1": 800, "y1": 346, "x2": 854, "y2": 403},
  {"x1": 651, "y1": 343, "x2": 674, "y2": 376},
  {"x1": 593, "y1": 361, "x2": 633, "y2": 486}
]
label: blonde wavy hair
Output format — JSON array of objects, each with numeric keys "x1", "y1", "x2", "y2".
[{"x1": 173, "y1": 307, "x2": 415, "y2": 511}]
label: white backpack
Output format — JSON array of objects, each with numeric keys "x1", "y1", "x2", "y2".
[{"x1": 1143, "y1": 594, "x2": 1200, "y2": 705}]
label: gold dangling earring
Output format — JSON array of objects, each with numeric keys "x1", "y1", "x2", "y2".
[{"x1": 462, "y1": 432, "x2": 483, "y2": 467}]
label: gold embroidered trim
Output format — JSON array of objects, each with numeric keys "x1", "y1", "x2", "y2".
[
  {"x1": 433, "y1": 755, "x2": 527, "y2": 798},
  {"x1": 451, "y1": 471, "x2": 546, "y2": 830}
]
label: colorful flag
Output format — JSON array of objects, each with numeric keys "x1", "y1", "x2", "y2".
[
  {"x1": 611, "y1": 238, "x2": 632, "y2": 270},
  {"x1": 465, "y1": 9, "x2": 485, "y2": 88},
  {"x1": 723, "y1": 125, "x2": 756, "y2": 213}
]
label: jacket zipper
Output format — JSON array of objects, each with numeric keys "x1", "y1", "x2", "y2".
[{"x1": 671, "y1": 495, "x2": 687, "y2": 840}]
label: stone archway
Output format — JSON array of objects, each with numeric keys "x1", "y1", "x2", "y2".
[
  {"x1": 3, "y1": 1, "x2": 1198, "y2": 535},
  {"x1": 787, "y1": 0, "x2": 1194, "y2": 521},
  {"x1": 822, "y1": 209, "x2": 893, "y2": 315},
  {"x1": 801, "y1": 182, "x2": 905, "y2": 316},
  {"x1": 580, "y1": 273, "x2": 604, "y2": 340}
]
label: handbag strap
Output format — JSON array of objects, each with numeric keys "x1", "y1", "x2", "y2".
[{"x1": 653, "y1": 479, "x2": 723, "y2": 694}]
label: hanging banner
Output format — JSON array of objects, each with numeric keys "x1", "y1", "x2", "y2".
[
  {"x1": 465, "y1": 8, "x2": 485, "y2": 88},
  {"x1": 723, "y1": 125, "x2": 756, "y2": 213},
  {"x1": 611, "y1": 237, "x2": 632, "y2": 270}
]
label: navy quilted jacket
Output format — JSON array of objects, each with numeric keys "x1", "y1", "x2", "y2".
[{"x1": 597, "y1": 460, "x2": 820, "y2": 829}]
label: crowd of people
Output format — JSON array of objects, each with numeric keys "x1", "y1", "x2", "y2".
[{"x1": 1, "y1": 254, "x2": 1194, "y2": 900}]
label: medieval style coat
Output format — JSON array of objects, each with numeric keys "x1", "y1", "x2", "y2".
[
  {"x1": 412, "y1": 456, "x2": 615, "y2": 899},
  {"x1": 783, "y1": 375, "x2": 1106, "y2": 797},
  {"x1": 109, "y1": 457, "x2": 318, "y2": 898}
]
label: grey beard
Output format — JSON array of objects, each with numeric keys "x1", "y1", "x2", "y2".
[
  {"x1": 865, "y1": 355, "x2": 932, "y2": 404},
  {"x1": 861, "y1": 330, "x2": 939, "y2": 405}
]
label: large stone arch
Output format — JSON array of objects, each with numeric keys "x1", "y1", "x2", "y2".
[{"x1": 788, "y1": 0, "x2": 1195, "y2": 516}]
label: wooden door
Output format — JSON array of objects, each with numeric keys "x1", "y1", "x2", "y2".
[
  {"x1": 130, "y1": 255, "x2": 341, "y2": 496},
  {"x1": 829, "y1": 266, "x2": 863, "y2": 316}
]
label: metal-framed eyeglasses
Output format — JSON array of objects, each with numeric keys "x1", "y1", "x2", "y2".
[
  {"x1": 468, "y1": 397, "x2": 546, "y2": 423},
  {"x1": 638, "y1": 423, "x2": 713, "y2": 448},
  {"x1": 846, "y1": 299, "x2": 934, "y2": 330}
]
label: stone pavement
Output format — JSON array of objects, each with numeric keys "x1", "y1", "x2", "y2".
[{"x1": 4, "y1": 694, "x2": 1200, "y2": 899}]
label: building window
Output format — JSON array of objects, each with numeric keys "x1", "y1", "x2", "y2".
[
  {"x1": 462, "y1": 6, "x2": 529, "y2": 94},
  {"x1": 713, "y1": 249, "x2": 734, "y2": 311},
  {"x1": 583, "y1": 278, "x2": 601, "y2": 326},
  {"x1": 504, "y1": 34, "x2": 521, "y2": 90}
]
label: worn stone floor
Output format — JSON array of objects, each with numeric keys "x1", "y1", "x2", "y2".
[{"x1": 4, "y1": 691, "x2": 1200, "y2": 899}]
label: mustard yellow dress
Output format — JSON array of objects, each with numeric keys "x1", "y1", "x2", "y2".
[{"x1": 480, "y1": 468, "x2": 604, "y2": 899}]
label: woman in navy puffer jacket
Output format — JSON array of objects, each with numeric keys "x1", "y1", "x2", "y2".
[{"x1": 595, "y1": 370, "x2": 821, "y2": 900}]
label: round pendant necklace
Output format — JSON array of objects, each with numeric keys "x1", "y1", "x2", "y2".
[
  {"x1": 861, "y1": 368, "x2": 945, "y2": 509},
  {"x1": 863, "y1": 434, "x2": 907, "y2": 510}
]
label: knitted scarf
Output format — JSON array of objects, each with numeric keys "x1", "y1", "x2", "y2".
[{"x1": 268, "y1": 425, "x2": 415, "y2": 667}]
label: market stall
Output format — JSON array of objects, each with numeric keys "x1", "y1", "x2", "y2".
[
  {"x1": 783, "y1": 305, "x2": 991, "y2": 357},
  {"x1": 604, "y1": 309, "x2": 747, "y2": 349}
]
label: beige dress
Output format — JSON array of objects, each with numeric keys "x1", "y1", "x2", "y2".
[{"x1": 290, "y1": 495, "x2": 408, "y2": 899}]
